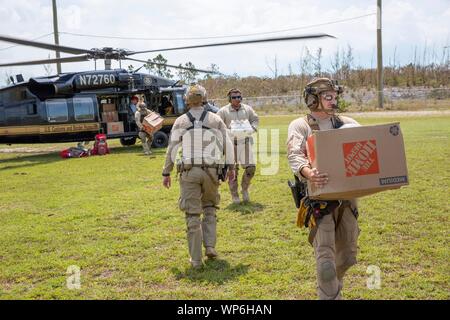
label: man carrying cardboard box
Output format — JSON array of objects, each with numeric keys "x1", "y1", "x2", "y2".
[
  {"x1": 287, "y1": 78, "x2": 360, "y2": 300},
  {"x1": 135, "y1": 102, "x2": 153, "y2": 155},
  {"x1": 217, "y1": 88, "x2": 259, "y2": 204}
]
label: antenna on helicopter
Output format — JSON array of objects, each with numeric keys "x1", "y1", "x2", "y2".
[{"x1": 133, "y1": 65, "x2": 146, "y2": 73}]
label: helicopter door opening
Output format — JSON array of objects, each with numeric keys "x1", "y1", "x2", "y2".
[
  {"x1": 98, "y1": 96, "x2": 137, "y2": 136},
  {"x1": 161, "y1": 94, "x2": 176, "y2": 116}
]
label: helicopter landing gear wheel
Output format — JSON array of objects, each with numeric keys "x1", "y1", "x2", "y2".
[
  {"x1": 120, "y1": 137, "x2": 137, "y2": 146},
  {"x1": 152, "y1": 131, "x2": 169, "y2": 148}
]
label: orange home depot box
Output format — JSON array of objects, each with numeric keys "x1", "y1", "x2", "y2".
[
  {"x1": 102, "y1": 104, "x2": 116, "y2": 112},
  {"x1": 143, "y1": 112, "x2": 163, "y2": 134},
  {"x1": 107, "y1": 121, "x2": 124, "y2": 134},
  {"x1": 306, "y1": 122, "x2": 408, "y2": 200}
]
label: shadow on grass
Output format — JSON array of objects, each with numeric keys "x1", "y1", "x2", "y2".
[
  {"x1": 108, "y1": 145, "x2": 166, "y2": 155},
  {"x1": 0, "y1": 152, "x2": 62, "y2": 171},
  {"x1": 171, "y1": 258, "x2": 249, "y2": 285},
  {"x1": 225, "y1": 202, "x2": 265, "y2": 215},
  {"x1": 0, "y1": 145, "x2": 167, "y2": 171}
]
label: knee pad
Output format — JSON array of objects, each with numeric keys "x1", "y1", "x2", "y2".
[
  {"x1": 186, "y1": 214, "x2": 201, "y2": 233},
  {"x1": 203, "y1": 207, "x2": 216, "y2": 221},
  {"x1": 319, "y1": 261, "x2": 337, "y2": 282},
  {"x1": 203, "y1": 207, "x2": 216, "y2": 217},
  {"x1": 244, "y1": 166, "x2": 256, "y2": 178}
]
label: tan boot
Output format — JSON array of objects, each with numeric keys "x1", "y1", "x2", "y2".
[
  {"x1": 190, "y1": 259, "x2": 203, "y2": 269},
  {"x1": 229, "y1": 172, "x2": 240, "y2": 204},
  {"x1": 241, "y1": 166, "x2": 255, "y2": 202},
  {"x1": 242, "y1": 189, "x2": 250, "y2": 202},
  {"x1": 186, "y1": 214, "x2": 203, "y2": 265},
  {"x1": 205, "y1": 247, "x2": 218, "y2": 259}
]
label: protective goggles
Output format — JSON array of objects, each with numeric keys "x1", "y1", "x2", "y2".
[
  {"x1": 321, "y1": 93, "x2": 337, "y2": 101},
  {"x1": 230, "y1": 96, "x2": 242, "y2": 100}
]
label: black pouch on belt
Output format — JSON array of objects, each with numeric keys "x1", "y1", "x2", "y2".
[{"x1": 288, "y1": 175, "x2": 307, "y2": 208}]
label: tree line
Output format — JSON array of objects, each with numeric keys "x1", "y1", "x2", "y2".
[
  {"x1": 128, "y1": 45, "x2": 449, "y2": 99},
  {"x1": 2, "y1": 44, "x2": 448, "y2": 96}
]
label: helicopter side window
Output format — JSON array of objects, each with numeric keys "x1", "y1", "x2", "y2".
[
  {"x1": 46, "y1": 99, "x2": 68, "y2": 123},
  {"x1": 73, "y1": 97, "x2": 95, "y2": 121}
]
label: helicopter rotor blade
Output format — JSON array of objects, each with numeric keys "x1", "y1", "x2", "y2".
[
  {"x1": 125, "y1": 57, "x2": 218, "y2": 74},
  {"x1": 0, "y1": 34, "x2": 94, "y2": 55},
  {"x1": 127, "y1": 33, "x2": 335, "y2": 56},
  {"x1": 0, "y1": 55, "x2": 91, "y2": 67}
]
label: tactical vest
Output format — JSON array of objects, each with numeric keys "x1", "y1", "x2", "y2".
[
  {"x1": 185, "y1": 110, "x2": 210, "y2": 130},
  {"x1": 181, "y1": 110, "x2": 220, "y2": 166}
]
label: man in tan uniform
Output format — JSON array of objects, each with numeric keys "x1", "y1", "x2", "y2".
[
  {"x1": 162, "y1": 84, "x2": 235, "y2": 269},
  {"x1": 135, "y1": 102, "x2": 153, "y2": 155},
  {"x1": 287, "y1": 78, "x2": 360, "y2": 300},
  {"x1": 217, "y1": 88, "x2": 259, "y2": 203}
]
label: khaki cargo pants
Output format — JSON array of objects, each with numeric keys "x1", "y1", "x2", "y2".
[
  {"x1": 229, "y1": 138, "x2": 256, "y2": 195},
  {"x1": 138, "y1": 131, "x2": 153, "y2": 153},
  {"x1": 179, "y1": 167, "x2": 220, "y2": 264},
  {"x1": 309, "y1": 201, "x2": 359, "y2": 300}
]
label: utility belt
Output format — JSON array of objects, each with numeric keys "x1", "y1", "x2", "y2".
[
  {"x1": 297, "y1": 198, "x2": 357, "y2": 229},
  {"x1": 176, "y1": 162, "x2": 219, "y2": 172},
  {"x1": 176, "y1": 160, "x2": 225, "y2": 185}
]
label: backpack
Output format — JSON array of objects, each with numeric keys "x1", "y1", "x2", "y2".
[{"x1": 92, "y1": 134, "x2": 109, "y2": 156}]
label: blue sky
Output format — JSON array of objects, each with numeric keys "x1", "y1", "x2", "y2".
[{"x1": 0, "y1": 0, "x2": 448, "y2": 83}]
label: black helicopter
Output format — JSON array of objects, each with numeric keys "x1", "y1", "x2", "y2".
[{"x1": 0, "y1": 33, "x2": 334, "y2": 147}]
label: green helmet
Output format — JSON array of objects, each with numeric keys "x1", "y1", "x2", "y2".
[{"x1": 303, "y1": 77, "x2": 343, "y2": 111}]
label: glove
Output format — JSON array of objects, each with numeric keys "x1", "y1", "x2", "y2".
[{"x1": 296, "y1": 198, "x2": 316, "y2": 229}]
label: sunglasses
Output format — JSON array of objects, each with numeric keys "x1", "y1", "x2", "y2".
[
  {"x1": 230, "y1": 96, "x2": 242, "y2": 100},
  {"x1": 321, "y1": 94, "x2": 337, "y2": 101}
]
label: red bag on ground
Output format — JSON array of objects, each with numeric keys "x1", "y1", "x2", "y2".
[
  {"x1": 91, "y1": 133, "x2": 110, "y2": 156},
  {"x1": 59, "y1": 147, "x2": 89, "y2": 159},
  {"x1": 60, "y1": 149, "x2": 71, "y2": 158}
]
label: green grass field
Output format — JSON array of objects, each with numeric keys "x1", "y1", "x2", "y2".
[{"x1": 0, "y1": 114, "x2": 449, "y2": 300}]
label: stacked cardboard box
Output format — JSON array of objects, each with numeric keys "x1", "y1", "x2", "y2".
[
  {"x1": 306, "y1": 122, "x2": 409, "y2": 200},
  {"x1": 102, "y1": 111, "x2": 119, "y2": 123},
  {"x1": 102, "y1": 104, "x2": 116, "y2": 112},
  {"x1": 107, "y1": 122, "x2": 124, "y2": 134},
  {"x1": 100, "y1": 104, "x2": 122, "y2": 134}
]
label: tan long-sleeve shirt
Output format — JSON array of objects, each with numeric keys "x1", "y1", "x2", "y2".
[{"x1": 287, "y1": 114, "x2": 359, "y2": 180}]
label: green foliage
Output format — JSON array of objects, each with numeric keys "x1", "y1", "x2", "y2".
[
  {"x1": 0, "y1": 115, "x2": 449, "y2": 299},
  {"x1": 177, "y1": 62, "x2": 199, "y2": 84},
  {"x1": 337, "y1": 97, "x2": 351, "y2": 112},
  {"x1": 145, "y1": 54, "x2": 173, "y2": 79}
]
